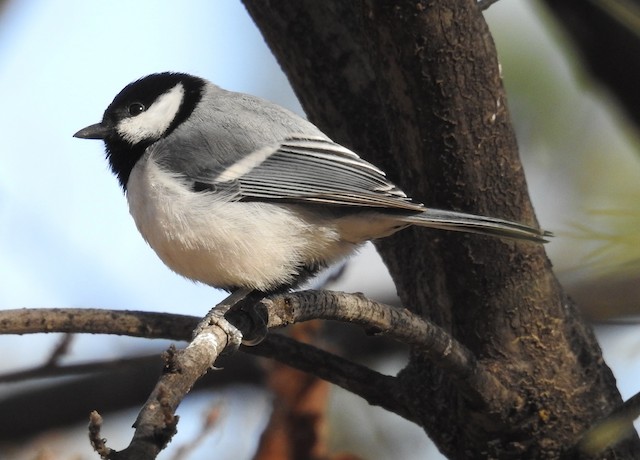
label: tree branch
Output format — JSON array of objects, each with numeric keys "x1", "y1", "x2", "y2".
[
  {"x1": 0, "y1": 354, "x2": 159, "y2": 384},
  {"x1": 577, "y1": 391, "x2": 640, "y2": 456},
  {"x1": 104, "y1": 294, "x2": 244, "y2": 459},
  {"x1": 0, "y1": 291, "x2": 476, "y2": 381},
  {"x1": 0, "y1": 352, "x2": 264, "y2": 442},
  {"x1": 0, "y1": 289, "x2": 495, "y2": 456},
  {"x1": 263, "y1": 290, "x2": 475, "y2": 377},
  {"x1": 253, "y1": 333, "x2": 409, "y2": 421},
  {"x1": 0, "y1": 307, "x2": 198, "y2": 339}
]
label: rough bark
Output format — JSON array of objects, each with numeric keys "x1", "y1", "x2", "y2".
[{"x1": 242, "y1": 1, "x2": 640, "y2": 458}]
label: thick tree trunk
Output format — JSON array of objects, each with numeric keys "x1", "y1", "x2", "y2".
[{"x1": 242, "y1": 1, "x2": 640, "y2": 458}]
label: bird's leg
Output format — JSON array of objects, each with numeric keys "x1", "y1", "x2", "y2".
[
  {"x1": 206, "y1": 288, "x2": 269, "y2": 346},
  {"x1": 225, "y1": 288, "x2": 270, "y2": 346}
]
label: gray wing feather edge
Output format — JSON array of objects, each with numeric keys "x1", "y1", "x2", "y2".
[{"x1": 210, "y1": 136, "x2": 549, "y2": 242}]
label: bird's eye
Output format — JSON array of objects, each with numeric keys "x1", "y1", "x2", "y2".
[{"x1": 128, "y1": 102, "x2": 145, "y2": 116}]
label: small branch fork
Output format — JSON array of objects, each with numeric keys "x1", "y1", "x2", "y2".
[
  {"x1": 106, "y1": 295, "x2": 244, "y2": 459},
  {"x1": 4, "y1": 289, "x2": 631, "y2": 458}
]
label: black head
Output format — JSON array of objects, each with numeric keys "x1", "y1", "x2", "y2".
[{"x1": 74, "y1": 72, "x2": 206, "y2": 189}]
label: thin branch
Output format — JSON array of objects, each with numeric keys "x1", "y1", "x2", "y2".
[
  {"x1": 0, "y1": 307, "x2": 198, "y2": 339},
  {"x1": 105, "y1": 292, "x2": 246, "y2": 460},
  {"x1": 89, "y1": 410, "x2": 112, "y2": 459},
  {"x1": 0, "y1": 352, "x2": 264, "y2": 442},
  {"x1": 252, "y1": 333, "x2": 411, "y2": 421},
  {"x1": 1, "y1": 290, "x2": 492, "y2": 399},
  {"x1": 263, "y1": 290, "x2": 476, "y2": 378},
  {"x1": 0, "y1": 289, "x2": 500, "y2": 457},
  {"x1": 0, "y1": 291, "x2": 476, "y2": 379},
  {"x1": 0, "y1": 354, "x2": 158, "y2": 383},
  {"x1": 44, "y1": 333, "x2": 74, "y2": 366},
  {"x1": 577, "y1": 391, "x2": 640, "y2": 455},
  {"x1": 262, "y1": 291, "x2": 514, "y2": 411}
]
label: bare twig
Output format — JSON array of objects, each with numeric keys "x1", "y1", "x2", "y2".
[
  {"x1": 0, "y1": 307, "x2": 197, "y2": 339},
  {"x1": 263, "y1": 290, "x2": 476, "y2": 378},
  {"x1": 578, "y1": 391, "x2": 640, "y2": 455},
  {"x1": 89, "y1": 411, "x2": 112, "y2": 459},
  {"x1": 44, "y1": 333, "x2": 74, "y2": 367},
  {"x1": 258, "y1": 292, "x2": 514, "y2": 414},
  {"x1": 0, "y1": 354, "x2": 158, "y2": 383},
  {"x1": 105, "y1": 292, "x2": 245, "y2": 459},
  {"x1": 0, "y1": 352, "x2": 263, "y2": 442},
  {"x1": 0, "y1": 290, "x2": 476, "y2": 379},
  {"x1": 252, "y1": 333, "x2": 411, "y2": 421},
  {"x1": 0, "y1": 291, "x2": 481, "y2": 399},
  {"x1": 0, "y1": 289, "x2": 493, "y2": 456}
]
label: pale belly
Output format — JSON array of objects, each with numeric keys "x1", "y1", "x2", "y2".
[{"x1": 126, "y1": 158, "x2": 357, "y2": 291}]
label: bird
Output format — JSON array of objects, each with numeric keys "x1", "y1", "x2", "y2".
[{"x1": 74, "y1": 72, "x2": 549, "y2": 295}]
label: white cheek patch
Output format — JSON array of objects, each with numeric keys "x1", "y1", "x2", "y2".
[
  {"x1": 117, "y1": 83, "x2": 185, "y2": 144},
  {"x1": 214, "y1": 145, "x2": 276, "y2": 182}
]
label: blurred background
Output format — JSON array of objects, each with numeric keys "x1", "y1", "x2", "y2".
[{"x1": 1, "y1": 1, "x2": 639, "y2": 458}]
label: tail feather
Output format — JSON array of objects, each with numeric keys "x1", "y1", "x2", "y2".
[{"x1": 400, "y1": 208, "x2": 551, "y2": 243}]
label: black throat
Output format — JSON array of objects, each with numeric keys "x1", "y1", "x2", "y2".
[{"x1": 104, "y1": 137, "x2": 151, "y2": 190}]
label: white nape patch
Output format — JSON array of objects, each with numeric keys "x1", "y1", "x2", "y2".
[
  {"x1": 214, "y1": 145, "x2": 276, "y2": 182},
  {"x1": 117, "y1": 83, "x2": 185, "y2": 144}
]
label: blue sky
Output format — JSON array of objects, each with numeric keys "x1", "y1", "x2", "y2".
[{"x1": 0, "y1": 0, "x2": 303, "y2": 315}]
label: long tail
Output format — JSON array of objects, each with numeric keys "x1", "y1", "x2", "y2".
[{"x1": 399, "y1": 208, "x2": 551, "y2": 243}]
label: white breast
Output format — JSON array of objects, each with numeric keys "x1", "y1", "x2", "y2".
[{"x1": 125, "y1": 155, "x2": 356, "y2": 291}]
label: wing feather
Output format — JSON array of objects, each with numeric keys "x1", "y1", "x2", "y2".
[
  {"x1": 239, "y1": 136, "x2": 420, "y2": 210},
  {"x1": 181, "y1": 136, "x2": 549, "y2": 242},
  {"x1": 199, "y1": 136, "x2": 423, "y2": 211}
]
